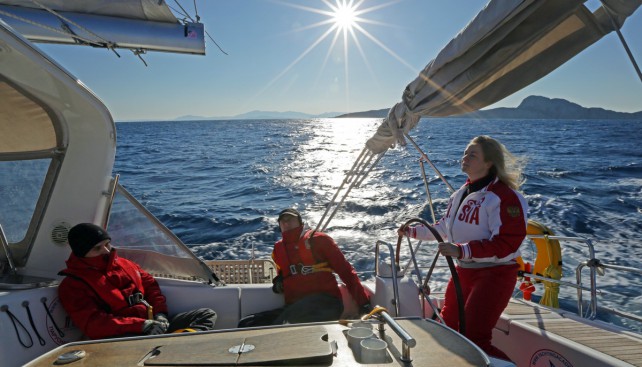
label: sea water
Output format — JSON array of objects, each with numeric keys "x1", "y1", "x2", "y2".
[{"x1": 114, "y1": 117, "x2": 642, "y2": 330}]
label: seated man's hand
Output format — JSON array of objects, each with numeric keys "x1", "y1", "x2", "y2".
[
  {"x1": 142, "y1": 320, "x2": 168, "y2": 335},
  {"x1": 272, "y1": 274, "x2": 284, "y2": 294},
  {"x1": 154, "y1": 313, "x2": 170, "y2": 326}
]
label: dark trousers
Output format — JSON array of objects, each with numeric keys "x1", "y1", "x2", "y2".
[
  {"x1": 167, "y1": 308, "x2": 217, "y2": 332},
  {"x1": 237, "y1": 293, "x2": 343, "y2": 328}
]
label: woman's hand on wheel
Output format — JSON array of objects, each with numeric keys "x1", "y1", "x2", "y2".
[{"x1": 438, "y1": 242, "x2": 461, "y2": 258}]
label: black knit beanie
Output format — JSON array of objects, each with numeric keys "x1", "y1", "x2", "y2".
[{"x1": 67, "y1": 223, "x2": 111, "y2": 257}]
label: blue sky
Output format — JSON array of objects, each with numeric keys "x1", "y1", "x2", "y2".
[{"x1": 39, "y1": 0, "x2": 642, "y2": 121}]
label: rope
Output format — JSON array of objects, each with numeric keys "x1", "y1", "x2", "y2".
[
  {"x1": 361, "y1": 305, "x2": 388, "y2": 321},
  {"x1": 30, "y1": 0, "x2": 116, "y2": 49},
  {"x1": 315, "y1": 147, "x2": 385, "y2": 233},
  {"x1": 173, "y1": 0, "x2": 195, "y2": 22},
  {"x1": 41, "y1": 297, "x2": 64, "y2": 337},
  {"x1": 193, "y1": 0, "x2": 200, "y2": 22},
  {"x1": 22, "y1": 301, "x2": 46, "y2": 346},
  {"x1": 0, "y1": 305, "x2": 34, "y2": 348},
  {"x1": 0, "y1": 7, "x2": 103, "y2": 47},
  {"x1": 600, "y1": 1, "x2": 642, "y2": 83},
  {"x1": 133, "y1": 48, "x2": 149, "y2": 67},
  {"x1": 404, "y1": 133, "x2": 454, "y2": 193}
]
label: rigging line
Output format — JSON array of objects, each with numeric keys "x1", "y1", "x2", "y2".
[
  {"x1": 170, "y1": 1, "x2": 228, "y2": 55},
  {"x1": 316, "y1": 150, "x2": 374, "y2": 232},
  {"x1": 193, "y1": 0, "x2": 200, "y2": 22},
  {"x1": 354, "y1": 151, "x2": 385, "y2": 187},
  {"x1": 133, "y1": 49, "x2": 149, "y2": 67},
  {"x1": 599, "y1": 1, "x2": 642, "y2": 83},
  {"x1": 29, "y1": 0, "x2": 114, "y2": 47},
  {"x1": 319, "y1": 152, "x2": 378, "y2": 232},
  {"x1": 172, "y1": 0, "x2": 196, "y2": 23},
  {"x1": 403, "y1": 133, "x2": 454, "y2": 193},
  {"x1": 205, "y1": 30, "x2": 229, "y2": 55},
  {"x1": 314, "y1": 147, "x2": 369, "y2": 232},
  {"x1": 0, "y1": 7, "x2": 103, "y2": 47}
]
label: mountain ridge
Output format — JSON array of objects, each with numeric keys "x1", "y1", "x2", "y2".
[
  {"x1": 335, "y1": 96, "x2": 642, "y2": 119},
  {"x1": 151, "y1": 96, "x2": 642, "y2": 122}
]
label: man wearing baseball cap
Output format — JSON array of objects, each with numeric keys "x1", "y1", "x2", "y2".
[
  {"x1": 58, "y1": 223, "x2": 217, "y2": 339},
  {"x1": 239, "y1": 208, "x2": 371, "y2": 326}
]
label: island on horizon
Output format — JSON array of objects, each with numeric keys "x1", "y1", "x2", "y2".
[
  {"x1": 117, "y1": 95, "x2": 641, "y2": 122},
  {"x1": 335, "y1": 95, "x2": 642, "y2": 120}
]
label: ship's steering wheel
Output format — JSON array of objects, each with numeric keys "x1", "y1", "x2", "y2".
[{"x1": 396, "y1": 217, "x2": 466, "y2": 336}]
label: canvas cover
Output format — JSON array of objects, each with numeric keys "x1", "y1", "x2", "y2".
[
  {"x1": 366, "y1": 0, "x2": 642, "y2": 153},
  {"x1": 0, "y1": 0, "x2": 205, "y2": 54},
  {"x1": 0, "y1": 0, "x2": 177, "y2": 22}
]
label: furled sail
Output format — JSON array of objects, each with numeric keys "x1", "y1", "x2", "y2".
[
  {"x1": 0, "y1": 0, "x2": 205, "y2": 54},
  {"x1": 366, "y1": 0, "x2": 642, "y2": 154}
]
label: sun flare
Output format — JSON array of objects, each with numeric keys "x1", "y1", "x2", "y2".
[
  {"x1": 257, "y1": 0, "x2": 414, "y2": 110},
  {"x1": 332, "y1": 2, "x2": 358, "y2": 31}
]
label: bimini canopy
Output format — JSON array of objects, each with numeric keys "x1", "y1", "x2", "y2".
[
  {"x1": 366, "y1": 0, "x2": 642, "y2": 153},
  {"x1": 0, "y1": 0, "x2": 205, "y2": 54},
  {"x1": 0, "y1": 19, "x2": 215, "y2": 286}
]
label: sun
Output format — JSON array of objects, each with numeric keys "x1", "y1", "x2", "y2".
[
  {"x1": 255, "y1": 0, "x2": 414, "y2": 109},
  {"x1": 331, "y1": 1, "x2": 358, "y2": 32}
]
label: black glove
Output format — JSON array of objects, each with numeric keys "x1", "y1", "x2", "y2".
[
  {"x1": 272, "y1": 274, "x2": 284, "y2": 294},
  {"x1": 142, "y1": 320, "x2": 168, "y2": 335},
  {"x1": 359, "y1": 303, "x2": 374, "y2": 316}
]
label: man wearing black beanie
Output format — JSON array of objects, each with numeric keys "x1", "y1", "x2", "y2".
[{"x1": 58, "y1": 223, "x2": 217, "y2": 339}]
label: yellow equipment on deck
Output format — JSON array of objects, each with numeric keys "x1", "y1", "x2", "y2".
[{"x1": 516, "y1": 220, "x2": 563, "y2": 308}]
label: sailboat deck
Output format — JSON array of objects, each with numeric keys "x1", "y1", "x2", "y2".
[
  {"x1": 25, "y1": 319, "x2": 488, "y2": 366},
  {"x1": 501, "y1": 300, "x2": 642, "y2": 366}
]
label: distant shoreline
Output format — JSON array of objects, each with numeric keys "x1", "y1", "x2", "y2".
[
  {"x1": 335, "y1": 95, "x2": 642, "y2": 120},
  {"x1": 116, "y1": 95, "x2": 642, "y2": 122}
]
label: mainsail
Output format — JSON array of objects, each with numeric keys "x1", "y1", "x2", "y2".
[
  {"x1": 0, "y1": 0, "x2": 205, "y2": 54},
  {"x1": 366, "y1": 0, "x2": 642, "y2": 154}
]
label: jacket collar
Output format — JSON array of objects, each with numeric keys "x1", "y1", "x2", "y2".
[
  {"x1": 66, "y1": 248, "x2": 118, "y2": 271},
  {"x1": 465, "y1": 173, "x2": 496, "y2": 194},
  {"x1": 281, "y1": 225, "x2": 305, "y2": 244}
]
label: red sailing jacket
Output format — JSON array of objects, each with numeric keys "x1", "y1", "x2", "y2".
[
  {"x1": 271, "y1": 226, "x2": 370, "y2": 306},
  {"x1": 58, "y1": 249, "x2": 168, "y2": 339}
]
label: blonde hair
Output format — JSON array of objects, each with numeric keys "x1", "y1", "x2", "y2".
[{"x1": 469, "y1": 135, "x2": 526, "y2": 190}]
